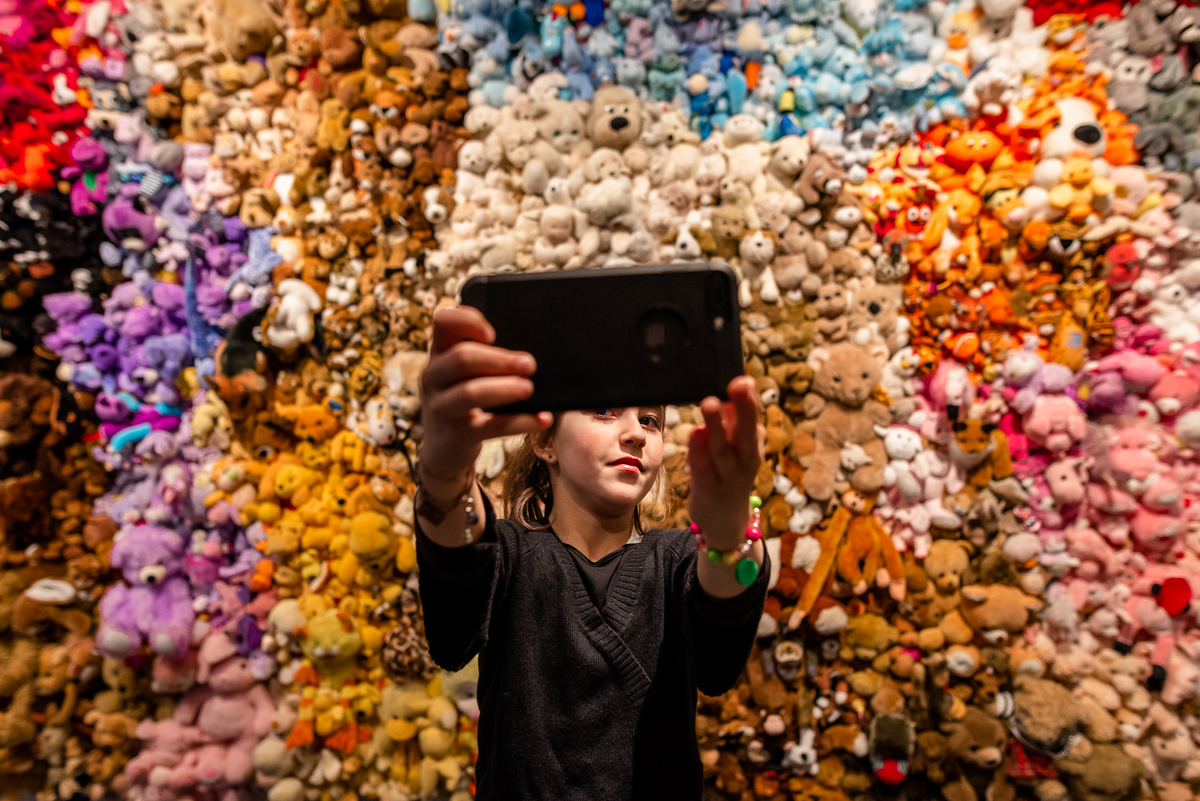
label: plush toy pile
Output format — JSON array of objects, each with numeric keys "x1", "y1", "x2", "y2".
[{"x1": 4, "y1": 0, "x2": 1200, "y2": 798}]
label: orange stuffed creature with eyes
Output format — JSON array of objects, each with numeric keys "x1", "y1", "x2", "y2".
[{"x1": 788, "y1": 490, "x2": 906, "y2": 630}]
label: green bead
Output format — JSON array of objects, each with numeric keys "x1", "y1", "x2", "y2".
[
  {"x1": 736, "y1": 558, "x2": 759, "y2": 586},
  {"x1": 750, "y1": 495, "x2": 762, "y2": 508},
  {"x1": 707, "y1": 549, "x2": 721, "y2": 563}
]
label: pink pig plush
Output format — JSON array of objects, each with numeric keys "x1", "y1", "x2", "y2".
[{"x1": 170, "y1": 630, "x2": 274, "y2": 789}]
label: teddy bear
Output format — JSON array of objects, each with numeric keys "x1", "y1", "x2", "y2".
[
  {"x1": 957, "y1": 584, "x2": 1044, "y2": 645},
  {"x1": 765, "y1": 134, "x2": 811, "y2": 194},
  {"x1": 936, "y1": 707, "x2": 1010, "y2": 801},
  {"x1": 708, "y1": 205, "x2": 748, "y2": 262},
  {"x1": 96, "y1": 524, "x2": 196, "y2": 660},
  {"x1": 533, "y1": 205, "x2": 581, "y2": 270},
  {"x1": 737, "y1": 230, "x2": 780, "y2": 306},
  {"x1": 1056, "y1": 743, "x2": 1145, "y2": 801},
  {"x1": 521, "y1": 99, "x2": 590, "y2": 195},
  {"x1": 802, "y1": 341, "x2": 890, "y2": 501},
  {"x1": 813, "y1": 282, "x2": 850, "y2": 345},
  {"x1": 846, "y1": 279, "x2": 909, "y2": 353}
]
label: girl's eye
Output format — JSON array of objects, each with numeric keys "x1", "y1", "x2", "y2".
[{"x1": 642, "y1": 415, "x2": 661, "y2": 429}]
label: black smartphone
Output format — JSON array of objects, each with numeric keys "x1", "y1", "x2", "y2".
[{"x1": 459, "y1": 262, "x2": 744, "y2": 415}]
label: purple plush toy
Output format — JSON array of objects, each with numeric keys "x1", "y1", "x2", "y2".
[
  {"x1": 102, "y1": 183, "x2": 168, "y2": 253},
  {"x1": 97, "y1": 523, "x2": 196, "y2": 659},
  {"x1": 61, "y1": 137, "x2": 110, "y2": 216}
]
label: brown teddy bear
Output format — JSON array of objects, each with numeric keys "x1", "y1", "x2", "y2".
[
  {"x1": 802, "y1": 341, "x2": 890, "y2": 501},
  {"x1": 846, "y1": 279, "x2": 908, "y2": 353},
  {"x1": 710, "y1": 205, "x2": 748, "y2": 261},
  {"x1": 938, "y1": 707, "x2": 1010, "y2": 801},
  {"x1": 1055, "y1": 743, "x2": 1144, "y2": 801},
  {"x1": 1006, "y1": 674, "x2": 1104, "y2": 801},
  {"x1": 958, "y1": 583, "x2": 1043, "y2": 642},
  {"x1": 813, "y1": 283, "x2": 850, "y2": 345}
]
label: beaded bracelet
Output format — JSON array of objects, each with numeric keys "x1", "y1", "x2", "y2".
[{"x1": 689, "y1": 494, "x2": 763, "y2": 587}]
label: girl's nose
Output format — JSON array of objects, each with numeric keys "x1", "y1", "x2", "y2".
[{"x1": 620, "y1": 410, "x2": 647, "y2": 443}]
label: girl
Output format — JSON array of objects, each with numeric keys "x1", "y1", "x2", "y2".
[{"x1": 414, "y1": 305, "x2": 771, "y2": 800}]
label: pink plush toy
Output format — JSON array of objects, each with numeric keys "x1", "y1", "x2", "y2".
[
  {"x1": 170, "y1": 631, "x2": 274, "y2": 789},
  {"x1": 926, "y1": 358, "x2": 975, "y2": 425},
  {"x1": 1022, "y1": 394, "x2": 1087, "y2": 453},
  {"x1": 125, "y1": 719, "x2": 204, "y2": 786},
  {"x1": 1086, "y1": 481, "x2": 1138, "y2": 546},
  {"x1": 1130, "y1": 506, "x2": 1187, "y2": 558},
  {"x1": 1094, "y1": 349, "x2": 1169, "y2": 395},
  {"x1": 1110, "y1": 427, "x2": 1184, "y2": 512},
  {"x1": 1044, "y1": 459, "x2": 1086, "y2": 505},
  {"x1": 1149, "y1": 371, "x2": 1200, "y2": 419},
  {"x1": 1116, "y1": 565, "x2": 1200, "y2": 692},
  {"x1": 1063, "y1": 526, "x2": 1129, "y2": 608}
]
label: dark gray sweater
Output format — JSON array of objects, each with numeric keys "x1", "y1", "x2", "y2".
[{"x1": 415, "y1": 490, "x2": 771, "y2": 801}]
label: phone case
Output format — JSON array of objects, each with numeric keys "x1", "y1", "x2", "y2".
[{"x1": 459, "y1": 262, "x2": 744, "y2": 415}]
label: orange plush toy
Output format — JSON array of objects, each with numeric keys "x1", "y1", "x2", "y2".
[{"x1": 789, "y1": 490, "x2": 906, "y2": 630}]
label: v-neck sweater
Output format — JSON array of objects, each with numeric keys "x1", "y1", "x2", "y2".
[
  {"x1": 414, "y1": 490, "x2": 771, "y2": 801},
  {"x1": 563, "y1": 532, "x2": 639, "y2": 613}
]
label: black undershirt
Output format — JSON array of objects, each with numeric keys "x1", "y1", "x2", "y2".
[{"x1": 563, "y1": 541, "x2": 637, "y2": 614}]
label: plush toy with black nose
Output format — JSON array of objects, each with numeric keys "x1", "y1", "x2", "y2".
[{"x1": 584, "y1": 85, "x2": 650, "y2": 173}]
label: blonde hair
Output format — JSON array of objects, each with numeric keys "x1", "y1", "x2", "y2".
[{"x1": 500, "y1": 412, "x2": 676, "y2": 535}]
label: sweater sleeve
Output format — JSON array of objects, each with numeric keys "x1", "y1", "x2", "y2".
[
  {"x1": 414, "y1": 489, "x2": 507, "y2": 672},
  {"x1": 680, "y1": 537, "x2": 771, "y2": 697}
]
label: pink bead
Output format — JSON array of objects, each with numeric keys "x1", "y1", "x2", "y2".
[{"x1": 689, "y1": 522, "x2": 701, "y2": 534}]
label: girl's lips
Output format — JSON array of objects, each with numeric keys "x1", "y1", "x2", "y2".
[{"x1": 612, "y1": 464, "x2": 640, "y2": 473}]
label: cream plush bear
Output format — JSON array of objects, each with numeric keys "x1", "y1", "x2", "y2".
[
  {"x1": 574, "y1": 149, "x2": 636, "y2": 229},
  {"x1": 521, "y1": 99, "x2": 591, "y2": 195},
  {"x1": 722, "y1": 114, "x2": 770, "y2": 196},
  {"x1": 454, "y1": 140, "x2": 496, "y2": 206},
  {"x1": 695, "y1": 132, "x2": 727, "y2": 206},
  {"x1": 737, "y1": 230, "x2": 779, "y2": 306},
  {"x1": 533, "y1": 206, "x2": 582, "y2": 270},
  {"x1": 483, "y1": 108, "x2": 539, "y2": 174},
  {"x1": 764, "y1": 134, "x2": 810, "y2": 194},
  {"x1": 658, "y1": 110, "x2": 702, "y2": 186}
]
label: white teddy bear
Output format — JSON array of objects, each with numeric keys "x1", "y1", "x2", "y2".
[{"x1": 266, "y1": 279, "x2": 323, "y2": 350}]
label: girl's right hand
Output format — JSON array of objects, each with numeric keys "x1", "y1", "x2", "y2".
[{"x1": 417, "y1": 305, "x2": 551, "y2": 484}]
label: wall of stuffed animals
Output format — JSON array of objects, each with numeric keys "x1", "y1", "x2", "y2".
[{"x1": 4, "y1": 0, "x2": 1200, "y2": 797}]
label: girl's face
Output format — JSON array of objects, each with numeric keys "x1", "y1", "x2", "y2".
[{"x1": 539, "y1": 407, "x2": 665, "y2": 517}]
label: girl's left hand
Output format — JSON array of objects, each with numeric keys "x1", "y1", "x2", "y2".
[{"x1": 686, "y1": 375, "x2": 766, "y2": 550}]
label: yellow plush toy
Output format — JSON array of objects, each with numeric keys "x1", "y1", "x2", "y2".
[
  {"x1": 299, "y1": 609, "x2": 363, "y2": 687},
  {"x1": 1048, "y1": 154, "x2": 1114, "y2": 223}
]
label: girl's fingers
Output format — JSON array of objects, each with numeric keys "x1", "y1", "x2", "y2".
[
  {"x1": 422, "y1": 340, "x2": 535, "y2": 394},
  {"x1": 469, "y1": 410, "x2": 553, "y2": 440},
  {"x1": 687, "y1": 426, "x2": 718, "y2": 483},
  {"x1": 429, "y1": 305, "x2": 495, "y2": 356},
  {"x1": 699, "y1": 396, "x2": 733, "y2": 479},
  {"x1": 730, "y1": 377, "x2": 762, "y2": 469},
  {"x1": 429, "y1": 375, "x2": 535, "y2": 418}
]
